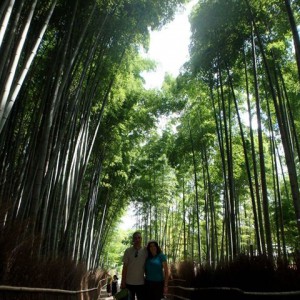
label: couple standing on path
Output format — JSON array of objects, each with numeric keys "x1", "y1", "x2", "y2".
[{"x1": 120, "y1": 231, "x2": 169, "y2": 300}]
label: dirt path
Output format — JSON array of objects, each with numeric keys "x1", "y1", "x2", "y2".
[{"x1": 98, "y1": 286, "x2": 114, "y2": 300}]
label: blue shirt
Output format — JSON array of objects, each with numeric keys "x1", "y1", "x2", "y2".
[{"x1": 145, "y1": 253, "x2": 167, "y2": 282}]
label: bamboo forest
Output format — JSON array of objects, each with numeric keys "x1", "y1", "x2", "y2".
[{"x1": 0, "y1": 0, "x2": 300, "y2": 298}]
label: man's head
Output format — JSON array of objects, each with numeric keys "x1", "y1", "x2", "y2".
[{"x1": 132, "y1": 231, "x2": 142, "y2": 247}]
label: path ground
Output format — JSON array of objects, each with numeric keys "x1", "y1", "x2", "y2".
[
  {"x1": 98, "y1": 285, "x2": 120, "y2": 300},
  {"x1": 98, "y1": 286, "x2": 114, "y2": 299}
]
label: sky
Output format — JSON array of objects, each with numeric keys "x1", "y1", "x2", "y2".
[
  {"x1": 120, "y1": 1, "x2": 197, "y2": 230},
  {"x1": 141, "y1": 0, "x2": 197, "y2": 90}
]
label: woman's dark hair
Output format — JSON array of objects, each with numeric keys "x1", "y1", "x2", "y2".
[{"x1": 147, "y1": 240, "x2": 162, "y2": 258}]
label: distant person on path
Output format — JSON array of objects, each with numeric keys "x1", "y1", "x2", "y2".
[
  {"x1": 120, "y1": 231, "x2": 148, "y2": 300},
  {"x1": 111, "y1": 274, "x2": 118, "y2": 296},
  {"x1": 144, "y1": 240, "x2": 169, "y2": 300},
  {"x1": 106, "y1": 273, "x2": 112, "y2": 296}
]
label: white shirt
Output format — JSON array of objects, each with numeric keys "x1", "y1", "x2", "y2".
[{"x1": 122, "y1": 246, "x2": 148, "y2": 285}]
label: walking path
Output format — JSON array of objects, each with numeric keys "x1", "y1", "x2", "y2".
[{"x1": 98, "y1": 286, "x2": 114, "y2": 300}]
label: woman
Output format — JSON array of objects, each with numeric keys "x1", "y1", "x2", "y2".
[
  {"x1": 106, "y1": 273, "x2": 112, "y2": 296},
  {"x1": 111, "y1": 274, "x2": 119, "y2": 296},
  {"x1": 145, "y1": 240, "x2": 169, "y2": 300}
]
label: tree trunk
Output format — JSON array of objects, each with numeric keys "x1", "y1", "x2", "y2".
[{"x1": 284, "y1": 0, "x2": 300, "y2": 81}]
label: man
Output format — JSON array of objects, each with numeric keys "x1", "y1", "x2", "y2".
[{"x1": 121, "y1": 231, "x2": 147, "y2": 300}]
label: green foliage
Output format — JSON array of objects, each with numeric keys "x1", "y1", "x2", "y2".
[
  {"x1": 102, "y1": 228, "x2": 133, "y2": 273},
  {"x1": 1, "y1": 0, "x2": 300, "y2": 281},
  {"x1": 189, "y1": 0, "x2": 250, "y2": 73}
]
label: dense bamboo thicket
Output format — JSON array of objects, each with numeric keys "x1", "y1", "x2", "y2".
[
  {"x1": 0, "y1": 0, "x2": 300, "y2": 292},
  {"x1": 131, "y1": 0, "x2": 300, "y2": 269},
  {"x1": 0, "y1": 0, "x2": 187, "y2": 274}
]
